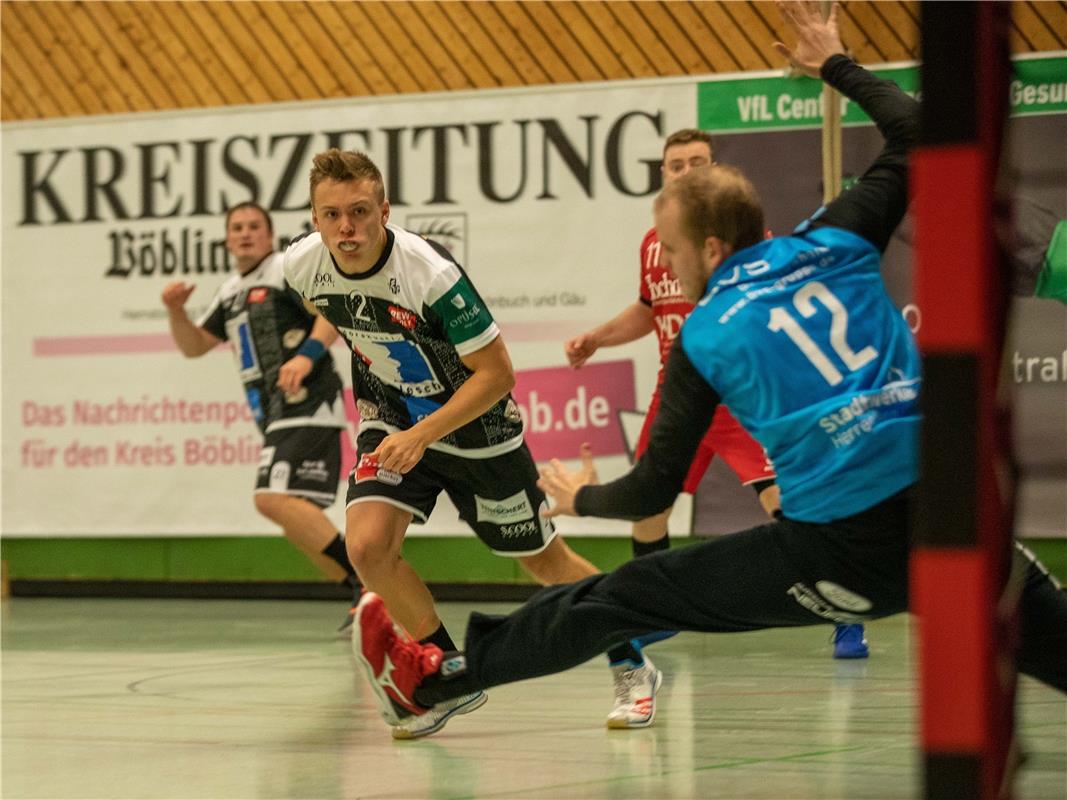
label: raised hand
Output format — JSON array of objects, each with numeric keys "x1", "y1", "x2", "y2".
[
  {"x1": 161, "y1": 281, "x2": 196, "y2": 311},
  {"x1": 772, "y1": 1, "x2": 846, "y2": 79}
]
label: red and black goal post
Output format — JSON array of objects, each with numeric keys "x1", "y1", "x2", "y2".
[{"x1": 911, "y1": 2, "x2": 1018, "y2": 799}]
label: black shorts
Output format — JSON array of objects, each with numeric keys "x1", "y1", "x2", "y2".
[
  {"x1": 345, "y1": 429, "x2": 557, "y2": 556},
  {"x1": 255, "y1": 425, "x2": 343, "y2": 508}
]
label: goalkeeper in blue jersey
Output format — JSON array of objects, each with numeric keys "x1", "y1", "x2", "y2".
[{"x1": 349, "y1": 1, "x2": 1067, "y2": 728}]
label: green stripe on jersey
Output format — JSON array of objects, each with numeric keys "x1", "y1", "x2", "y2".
[{"x1": 431, "y1": 276, "x2": 495, "y2": 346}]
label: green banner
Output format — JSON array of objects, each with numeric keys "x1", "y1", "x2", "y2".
[{"x1": 698, "y1": 55, "x2": 1066, "y2": 132}]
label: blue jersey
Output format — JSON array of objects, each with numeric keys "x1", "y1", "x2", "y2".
[{"x1": 680, "y1": 226, "x2": 921, "y2": 522}]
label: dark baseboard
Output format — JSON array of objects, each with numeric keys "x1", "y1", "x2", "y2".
[{"x1": 8, "y1": 579, "x2": 542, "y2": 603}]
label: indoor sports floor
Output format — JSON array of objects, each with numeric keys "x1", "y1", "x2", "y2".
[{"x1": 2, "y1": 597, "x2": 1065, "y2": 799}]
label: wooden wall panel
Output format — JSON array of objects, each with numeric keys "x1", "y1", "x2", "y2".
[
  {"x1": 1, "y1": 1, "x2": 1063, "y2": 121},
  {"x1": 357, "y1": 1, "x2": 445, "y2": 93},
  {"x1": 105, "y1": 1, "x2": 200, "y2": 108},
  {"x1": 518, "y1": 1, "x2": 604, "y2": 82},
  {"x1": 2, "y1": 4, "x2": 87, "y2": 115}
]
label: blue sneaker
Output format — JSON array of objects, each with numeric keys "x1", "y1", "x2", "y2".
[{"x1": 832, "y1": 623, "x2": 869, "y2": 659}]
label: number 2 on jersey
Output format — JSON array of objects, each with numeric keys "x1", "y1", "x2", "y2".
[{"x1": 767, "y1": 281, "x2": 878, "y2": 386}]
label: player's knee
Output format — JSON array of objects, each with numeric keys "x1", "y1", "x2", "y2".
[
  {"x1": 344, "y1": 529, "x2": 395, "y2": 574},
  {"x1": 253, "y1": 491, "x2": 290, "y2": 523}
]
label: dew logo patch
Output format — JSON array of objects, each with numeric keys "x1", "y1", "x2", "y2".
[{"x1": 388, "y1": 304, "x2": 417, "y2": 331}]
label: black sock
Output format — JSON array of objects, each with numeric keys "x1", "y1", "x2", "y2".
[
  {"x1": 322, "y1": 534, "x2": 357, "y2": 577},
  {"x1": 607, "y1": 641, "x2": 644, "y2": 667},
  {"x1": 632, "y1": 533, "x2": 670, "y2": 558},
  {"x1": 421, "y1": 624, "x2": 458, "y2": 652},
  {"x1": 321, "y1": 534, "x2": 361, "y2": 601}
]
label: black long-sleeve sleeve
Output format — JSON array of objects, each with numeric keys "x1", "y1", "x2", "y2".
[
  {"x1": 809, "y1": 55, "x2": 920, "y2": 252},
  {"x1": 574, "y1": 339, "x2": 721, "y2": 520}
]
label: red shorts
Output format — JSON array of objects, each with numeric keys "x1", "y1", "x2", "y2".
[{"x1": 635, "y1": 388, "x2": 775, "y2": 494}]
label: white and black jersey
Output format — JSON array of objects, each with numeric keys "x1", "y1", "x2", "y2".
[
  {"x1": 285, "y1": 226, "x2": 524, "y2": 458},
  {"x1": 198, "y1": 252, "x2": 345, "y2": 435}
]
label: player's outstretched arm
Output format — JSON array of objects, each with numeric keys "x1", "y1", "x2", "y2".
[
  {"x1": 565, "y1": 301, "x2": 654, "y2": 369},
  {"x1": 161, "y1": 281, "x2": 221, "y2": 358},
  {"x1": 774, "y1": 1, "x2": 919, "y2": 252}
]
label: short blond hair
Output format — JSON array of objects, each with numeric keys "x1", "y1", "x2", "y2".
[
  {"x1": 656, "y1": 165, "x2": 764, "y2": 251},
  {"x1": 309, "y1": 149, "x2": 385, "y2": 205}
]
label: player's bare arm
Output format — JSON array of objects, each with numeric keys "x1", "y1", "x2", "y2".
[
  {"x1": 565, "y1": 301, "x2": 654, "y2": 369},
  {"x1": 161, "y1": 281, "x2": 222, "y2": 358}
]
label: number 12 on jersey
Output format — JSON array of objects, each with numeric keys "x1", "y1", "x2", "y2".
[{"x1": 767, "y1": 281, "x2": 878, "y2": 386}]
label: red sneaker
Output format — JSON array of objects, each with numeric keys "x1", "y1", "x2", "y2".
[{"x1": 352, "y1": 592, "x2": 443, "y2": 725}]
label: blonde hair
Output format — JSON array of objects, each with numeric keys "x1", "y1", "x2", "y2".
[
  {"x1": 309, "y1": 149, "x2": 385, "y2": 204},
  {"x1": 656, "y1": 165, "x2": 764, "y2": 251}
]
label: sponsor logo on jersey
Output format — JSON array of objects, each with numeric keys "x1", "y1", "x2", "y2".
[
  {"x1": 313, "y1": 272, "x2": 334, "y2": 287},
  {"x1": 653, "y1": 313, "x2": 685, "y2": 343},
  {"x1": 296, "y1": 459, "x2": 330, "y2": 483},
  {"x1": 499, "y1": 519, "x2": 539, "y2": 537},
  {"x1": 282, "y1": 328, "x2": 306, "y2": 349},
  {"x1": 248, "y1": 287, "x2": 269, "y2": 304},
  {"x1": 447, "y1": 303, "x2": 484, "y2": 330},
  {"x1": 475, "y1": 490, "x2": 533, "y2": 524},
  {"x1": 313, "y1": 297, "x2": 330, "y2": 307},
  {"x1": 644, "y1": 271, "x2": 684, "y2": 302},
  {"x1": 388, "y1": 305, "x2": 417, "y2": 330},
  {"x1": 451, "y1": 294, "x2": 466, "y2": 310},
  {"x1": 355, "y1": 454, "x2": 403, "y2": 486}
]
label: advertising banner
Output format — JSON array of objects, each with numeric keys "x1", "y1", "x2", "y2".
[{"x1": 3, "y1": 56, "x2": 1064, "y2": 538}]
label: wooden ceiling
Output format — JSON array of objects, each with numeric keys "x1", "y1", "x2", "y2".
[{"x1": 2, "y1": 1, "x2": 1065, "y2": 121}]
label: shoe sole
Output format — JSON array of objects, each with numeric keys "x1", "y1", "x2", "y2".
[
  {"x1": 392, "y1": 692, "x2": 488, "y2": 740},
  {"x1": 352, "y1": 594, "x2": 404, "y2": 727},
  {"x1": 606, "y1": 668, "x2": 663, "y2": 730}
]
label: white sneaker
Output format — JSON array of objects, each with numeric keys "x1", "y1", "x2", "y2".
[
  {"x1": 606, "y1": 659, "x2": 663, "y2": 729},
  {"x1": 390, "y1": 691, "x2": 487, "y2": 740}
]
